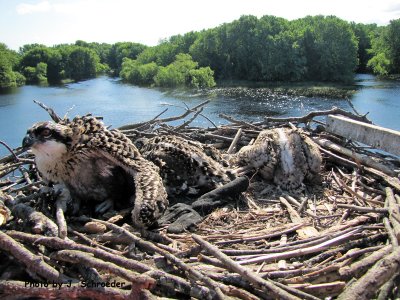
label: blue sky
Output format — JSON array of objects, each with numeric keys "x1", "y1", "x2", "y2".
[{"x1": 1, "y1": 0, "x2": 400, "y2": 51}]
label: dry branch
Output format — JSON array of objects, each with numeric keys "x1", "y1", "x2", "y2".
[
  {"x1": 0, "y1": 231, "x2": 73, "y2": 283},
  {"x1": 89, "y1": 218, "x2": 227, "y2": 300},
  {"x1": 33, "y1": 100, "x2": 62, "y2": 123},
  {"x1": 11, "y1": 203, "x2": 59, "y2": 237},
  {"x1": 337, "y1": 246, "x2": 400, "y2": 300},
  {"x1": 50, "y1": 249, "x2": 155, "y2": 289},
  {"x1": 386, "y1": 187, "x2": 400, "y2": 242},
  {"x1": 314, "y1": 137, "x2": 396, "y2": 176},
  {"x1": 264, "y1": 107, "x2": 371, "y2": 124},
  {"x1": 0, "y1": 280, "x2": 135, "y2": 300},
  {"x1": 279, "y1": 197, "x2": 319, "y2": 239},
  {"x1": 237, "y1": 228, "x2": 360, "y2": 265},
  {"x1": 118, "y1": 100, "x2": 210, "y2": 130},
  {"x1": 192, "y1": 234, "x2": 303, "y2": 300}
]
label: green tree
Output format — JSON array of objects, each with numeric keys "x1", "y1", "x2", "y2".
[
  {"x1": 295, "y1": 16, "x2": 358, "y2": 82},
  {"x1": 154, "y1": 65, "x2": 185, "y2": 87},
  {"x1": 22, "y1": 66, "x2": 37, "y2": 83},
  {"x1": 350, "y1": 22, "x2": 377, "y2": 72},
  {"x1": 46, "y1": 49, "x2": 64, "y2": 83},
  {"x1": 108, "y1": 42, "x2": 147, "y2": 73},
  {"x1": 35, "y1": 62, "x2": 47, "y2": 82},
  {"x1": 0, "y1": 56, "x2": 17, "y2": 88},
  {"x1": 137, "y1": 42, "x2": 178, "y2": 66},
  {"x1": 189, "y1": 67, "x2": 216, "y2": 88},
  {"x1": 0, "y1": 43, "x2": 24, "y2": 88},
  {"x1": 367, "y1": 53, "x2": 390, "y2": 75},
  {"x1": 66, "y1": 46, "x2": 100, "y2": 81},
  {"x1": 263, "y1": 31, "x2": 305, "y2": 81},
  {"x1": 154, "y1": 53, "x2": 212, "y2": 87},
  {"x1": 120, "y1": 59, "x2": 159, "y2": 85},
  {"x1": 20, "y1": 46, "x2": 51, "y2": 69},
  {"x1": 19, "y1": 43, "x2": 47, "y2": 55},
  {"x1": 386, "y1": 19, "x2": 400, "y2": 73}
]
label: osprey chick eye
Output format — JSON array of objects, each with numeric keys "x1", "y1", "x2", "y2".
[{"x1": 40, "y1": 128, "x2": 51, "y2": 137}]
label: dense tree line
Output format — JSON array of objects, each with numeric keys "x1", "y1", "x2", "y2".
[
  {"x1": 1, "y1": 15, "x2": 400, "y2": 89},
  {"x1": 0, "y1": 43, "x2": 25, "y2": 88}
]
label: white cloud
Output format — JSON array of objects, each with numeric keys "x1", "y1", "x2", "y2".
[{"x1": 16, "y1": 1, "x2": 51, "y2": 15}]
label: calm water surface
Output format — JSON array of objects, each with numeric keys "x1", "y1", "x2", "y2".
[{"x1": 0, "y1": 74, "x2": 399, "y2": 156}]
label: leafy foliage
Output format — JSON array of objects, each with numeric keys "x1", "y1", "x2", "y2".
[
  {"x1": 65, "y1": 47, "x2": 100, "y2": 81},
  {"x1": 1, "y1": 15, "x2": 400, "y2": 88},
  {"x1": 0, "y1": 43, "x2": 25, "y2": 89},
  {"x1": 122, "y1": 53, "x2": 215, "y2": 88},
  {"x1": 367, "y1": 19, "x2": 400, "y2": 75},
  {"x1": 108, "y1": 42, "x2": 147, "y2": 74}
]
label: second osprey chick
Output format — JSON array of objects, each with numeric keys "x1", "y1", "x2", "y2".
[{"x1": 231, "y1": 127, "x2": 322, "y2": 191}]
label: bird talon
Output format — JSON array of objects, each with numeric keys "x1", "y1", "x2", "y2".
[{"x1": 95, "y1": 200, "x2": 114, "y2": 214}]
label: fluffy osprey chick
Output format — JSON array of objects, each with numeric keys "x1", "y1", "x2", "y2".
[
  {"x1": 22, "y1": 115, "x2": 168, "y2": 228},
  {"x1": 139, "y1": 135, "x2": 233, "y2": 196},
  {"x1": 232, "y1": 128, "x2": 322, "y2": 191}
]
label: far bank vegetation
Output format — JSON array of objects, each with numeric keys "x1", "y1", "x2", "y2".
[{"x1": 1, "y1": 15, "x2": 400, "y2": 90}]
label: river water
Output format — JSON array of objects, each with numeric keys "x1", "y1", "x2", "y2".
[{"x1": 0, "y1": 74, "x2": 399, "y2": 156}]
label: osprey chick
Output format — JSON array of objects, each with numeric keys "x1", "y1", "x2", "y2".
[
  {"x1": 232, "y1": 128, "x2": 322, "y2": 191},
  {"x1": 22, "y1": 115, "x2": 168, "y2": 228},
  {"x1": 139, "y1": 135, "x2": 233, "y2": 196}
]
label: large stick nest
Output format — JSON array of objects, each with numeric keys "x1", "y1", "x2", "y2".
[{"x1": 0, "y1": 100, "x2": 400, "y2": 300}]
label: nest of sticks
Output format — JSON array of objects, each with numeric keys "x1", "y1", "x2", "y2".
[{"x1": 0, "y1": 100, "x2": 400, "y2": 300}]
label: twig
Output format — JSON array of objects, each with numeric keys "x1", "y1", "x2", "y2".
[
  {"x1": 314, "y1": 137, "x2": 396, "y2": 176},
  {"x1": 237, "y1": 228, "x2": 360, "y2": 265},
  {"x1": 0, "y1": 140, "x2": 20, "y2": 162},
  {"x1": 89, "y1": 218, "x2": 227, "y2": 300},
  {"x1": 0, "y1": 280, "x2": 132, "y2": 300},
  {"x1": 337, "y1": 246, "x2": 400, "y2": 300},
  {"x1": 118, "y1": 100, "x2": 210, "y2": 130},
  {"x1": 7, "y1": 231, "x2": 151, "y2": 272},
  {"x1": 70, "y1": 230, "x2": 123, "y2": 256},
  {"x1": 264, "y1": 107, "x2": 371, "y2": 124},
  {"x1": 33, "y1": 100, "x2": 62, "y2": 123},
  {"x1": 175, "y1": 107, "x2": 204, "y2": 130},
  {"x1": 279, "y1": 197, "x2": 319, "y2": 239},
  {"x1": 337, "y1": 204, "x2": 388, "y2": 214},
  {"x1": 215, "y1": 223, "x2": 305, "y2": 245},
  {"x1": 11, "y1": 203, "x2": 58, "y2": 237},
  {"x1": 227, "y1": 128, "x2": 242, "y2": 154},
  {"x1": 0, "y1": 231, "x2": 73, "y2": 283},
  {"x1": 192, "y1": 234, "x2": 302, "y2": 300},
  {"x1": 219, "y1": 114, "x2": 260, "y2": 130},
  {"x1": 377, "y1": 274, "x2": 399, "y2": 300},
  {"x1": 338, "y1": 245, "x2": 392, "y2": 279},
  {"x1": 50, "y1": 250, "x2": 154, "y2": 290},
  {"x1": 332, "y1": 171, "x2": 383, "y2": 206},
  {"x1": 55, "y1": 196, "x2": 68, "y2": 239},
  {"x1": 386, "y1": 187, "x2": 400, "y2": 242},
  {"x1": 383, "y1": 217, "x2": 399, "y2": 247}
]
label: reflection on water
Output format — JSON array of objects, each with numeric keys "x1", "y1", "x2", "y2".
[{"x1": 0, "y1": 75, "x2": 399, "y2": 156}]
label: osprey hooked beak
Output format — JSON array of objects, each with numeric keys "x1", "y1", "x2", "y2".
[{"x1": 22, "y1": 134, "x2": 36, "y2": 149}]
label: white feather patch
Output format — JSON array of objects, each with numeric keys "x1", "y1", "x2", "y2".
[
  {"x1": 277, "y1": 128, "x2": 294, "y2": 175},
  {"x1": 31, "y1": 140, "x2": 68, "y2": 181}
]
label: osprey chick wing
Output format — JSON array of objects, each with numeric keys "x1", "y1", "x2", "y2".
[{"x1": 139, "y1": 135, "x2": 233, "y2": 196}]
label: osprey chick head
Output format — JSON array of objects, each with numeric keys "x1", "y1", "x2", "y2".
[
  {"x1": 22, "y1": 121, "x2": 72, "y2": 154},
  {"x1": 22, "y1": 121, "x2": 73, "y2": 183}
]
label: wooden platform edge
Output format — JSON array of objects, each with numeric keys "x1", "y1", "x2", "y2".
[{"x1": 325, "y1": 114, "x2": 400, "y2": 156}]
